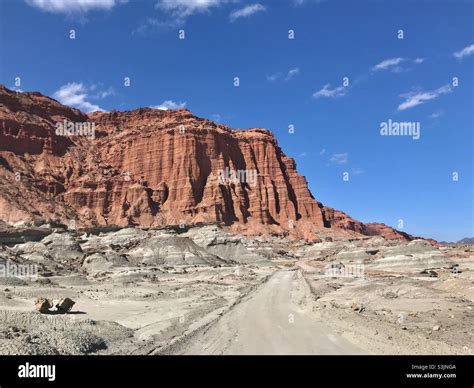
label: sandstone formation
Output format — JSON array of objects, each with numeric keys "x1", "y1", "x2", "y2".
[{"x1": 0, "y1": 85, "x2": 414, "y2": 241}]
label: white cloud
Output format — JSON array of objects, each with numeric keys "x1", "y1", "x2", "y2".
[
  {"x1": 285, "y1": 67, "x2": 300, "y2": 81},
  {"x1": 453, "y1": 44, "x2": 474, "y2": 60},
  {"x1": 151, "y1": 100, "x2": 187, "y2": 110},
  {"x1": 298, "y1": 152, "x2": 307, "y2": 157},
  {"x1": 429, "y1": 110, "x2": 444, "y2": 119},
  {"x1": 137, "y1": 1, "x2": 229, "y2": 31},
  {"x1": 372, "y1": 57, "x2": 425, "y2": 73},
  {"x1": 95, "y1": 88, "x2": 114, "y2": 99},
  {"x1": 90, "y1": 84, "x2": 115, "y2": 99},
  {"x1": 266, "y1": 73, "x2": 281, "y2": 82},
  {"x1": 329, "y1": 153, "x2": 348, "y2": 165},
  {"x1": 26, "y1": 0, "x2": 127, "y2": 14},
  {"x1": 156, "y1": 0, "x2": 227, "y2": 24},
  {"x1": 352, "y1": 168, "x2": 364, "y2": 175},
  {"x1": 292, "y1": 0, "x2": 324, "y2": 5},
  {"x1": 312, "y1": 84, "x2": 347, "y2": 99},
  {"x1": 372, "y1": 57, "x2": 404, "y2": 72},
  {"x1": 53, "y1": 82, "x2": 105, "y2": 112},
  {"x1": 229, "y1": 3, "x2": 266, "y2": 22},
  {"x1": 319, "y1": 148, "x2": 326, "y2": 155},
  {"x1": 266, "y1": 67, "x2": 300, "y2": 82},
  {"x1": 398, "y1": 84, "x2": 452, "y2": 111}
]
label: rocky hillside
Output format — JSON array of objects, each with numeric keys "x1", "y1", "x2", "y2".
[
  {"x1": 0, "y1": 85, "x2": 412, "y2": 241},
  {"x1": 457, "y1": 237, "x2": 474, "y2": 245}
]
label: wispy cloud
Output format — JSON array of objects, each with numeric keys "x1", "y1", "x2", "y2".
[
  {"x1": 89, "y1": 84, "x2": 114, "y2": 99},
  {"x1": 352, "y1": 168, "x2": 364, "y2": 175},
  {"x1": 292, "y1": 0, "x2": 325, "y2": 5},
  {"x1": 319, "y1": 148, "x2": 326, "y2": 155},
  {"x1": 312, "y1": 84, "x2": 347, "y2": 99},
  {"x1": 429, "y1": 110, "x2": 444, "y2": 119},
  {"x1": 151, "y1": 100, "x2": 187, "y2": 110},
  {"x1": 298, "y1": 152, "x2": 307, "y2": 158},
  {"x1": 266, "y1": 67, "x2": 300, "y2": 82},
  {"x1": 453, "y1": 44, "x2": 474, "y2": 60},
  {"x1": 229, "y1": 3, "x2": 266, "y2": 22},
  {"x1": 266, "y1": 73, "x2": 281, "y2": 82},
  {"x1": 53, "y1": 82, "x2": 108, "y2": 112},
  {"x1": 155, "y1": 0, "x2": 228, "y2": 25},
  {"x1": 329, "y1": 153, "x2": 348, "y2": 165},
  {"x1": 372, "y1": 57, "x2": 404, "y2": 72},
  {"x1": 372, "y1": 57, "x2": 425, "y2": 73},
  {"x1": 26, "y1": 0, "x2": 127, "y2": 14},
  {"x1": 265, "y1": 67, "x2": 300, "y2": 82},
  {"x1": 285, "y1": 67, "x2": 300, "y2": 81},
  {"x1": 398, "y1": 84, "x2": 452, "y2": 111}
]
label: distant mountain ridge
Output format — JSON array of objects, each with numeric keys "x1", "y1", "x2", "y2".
[{"x1": 457, "y1": 237, "x2": 474, "y2": 245}]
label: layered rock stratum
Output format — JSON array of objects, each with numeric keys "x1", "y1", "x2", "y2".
[{"x1": 0, "y1": 85, "x2": 413, "y2": 241}]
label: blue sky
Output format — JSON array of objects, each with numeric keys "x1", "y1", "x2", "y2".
[{"x1": 0, "y1": 0, "x2": 472, "y2": 241}]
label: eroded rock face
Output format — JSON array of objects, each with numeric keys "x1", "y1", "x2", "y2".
[{"x1": 0, "y1": 85, "x2": 413, "y2": 241}]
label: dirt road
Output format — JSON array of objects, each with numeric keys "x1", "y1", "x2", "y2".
[{"x1": 173, "y1": 270, "x2": 367, "y2": 355}]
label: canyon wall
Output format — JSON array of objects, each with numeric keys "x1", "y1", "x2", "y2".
[{"x1": 0, "y1": 85, "x2": 412, "y2": 241}]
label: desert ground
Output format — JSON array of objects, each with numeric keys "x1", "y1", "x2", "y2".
[{"x1": 0, "y1": 224, "x2": 472, "y2": 355}]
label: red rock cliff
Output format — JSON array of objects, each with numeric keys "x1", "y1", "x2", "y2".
[{"x1": 0, "y1": 85, "x2": 412, "y2": 241}]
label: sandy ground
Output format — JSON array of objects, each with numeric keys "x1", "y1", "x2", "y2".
[
  {"x1": 0, "y1": 265, "x2": 273, "y2": 355},
  {"x1": 0, "y1": 226, "x2": 472, "y2": 355},
  {"x1": 168, "y1": 270, "x2": 366, "y2": 355},
  {"x1": 300, "y1": 265, "x2": 474, "y2": 355}
]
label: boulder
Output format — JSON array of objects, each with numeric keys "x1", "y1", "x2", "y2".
[
  {"x1": 56, "y1": 298, "x2": 75, "y2": 313},
  {"x1": 34, "y1": 298, "x2": 53, "y2": 313}
]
